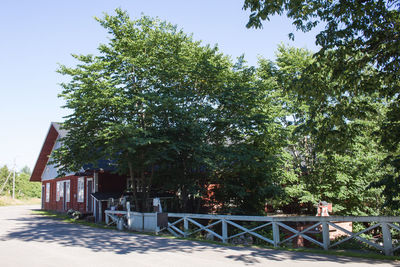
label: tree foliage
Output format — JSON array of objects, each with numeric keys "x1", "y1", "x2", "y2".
[
  {"x1": 243, "y1": 0, "x2": 400, "y2": 212},
  {"x1": 244, "y1": 0, "x2": 400, "y2": 76},
  {"x1": 52, "y1": 8, "x2": 397, "y2": 215},
  {"x1": 256, "y1": 46, "x2": 388, "y2": 215},
  {"x1": 0, "y1": 166, "x2": 41, "y2": 198},
  {"x1": 54, "y1": 9, "x2": 282, "y2": 213},
  {"x1": 210, "y1": 57, "x2": 287, "y2": 214}
]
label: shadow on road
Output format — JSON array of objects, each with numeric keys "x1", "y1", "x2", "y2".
[{"x1": 2, "y1": 209, "x2": 396, "y2": 266}]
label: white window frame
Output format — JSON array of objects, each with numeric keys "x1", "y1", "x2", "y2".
[
  {"x1": 46, "y1": 183, "x2": 50, "y2": 202},
  {"x1": 94, "y1": 172, "x2": 98, "y2": 192},
  {"x1": 59, "y1": 181, "x2": 64, "y2": 200},
  {"x1": 77, "y1": 177, "x2": 84, "y2": 203},
  {"x1": 65, "y1": 180, "x2": 70, "y2": 202}
]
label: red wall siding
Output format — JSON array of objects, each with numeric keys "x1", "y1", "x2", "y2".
[
  {"x1": 42, "y1": 172, "x2": 127, "y2": 218},
  {"x1": 42, "y1": 175, "x2": 93, "y2": 214}
]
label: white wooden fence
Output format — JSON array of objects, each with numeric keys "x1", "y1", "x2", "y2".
[{"x1": 167, "y1": 213, "x2": 400, "y2": 256}]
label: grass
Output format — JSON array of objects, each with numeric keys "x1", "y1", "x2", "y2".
[
  {"x1": 33, "y1": 209, "x2": 400, "y2": 262},
  {"x1": 0, "y1": 196, "x2": 41, "y2": 206},
  {"x1": 32, "y1": 210, "x2": 112, "y2": 229}
]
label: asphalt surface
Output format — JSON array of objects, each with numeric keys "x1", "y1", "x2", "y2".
[{"x1": 0, "y1": 205, "x2": 398, "y2": 267}]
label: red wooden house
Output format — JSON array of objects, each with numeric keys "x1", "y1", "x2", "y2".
[{"x1": 30, "y1": 122, "x2": 128, "y2": 222}]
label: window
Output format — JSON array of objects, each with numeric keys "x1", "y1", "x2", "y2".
[
  {"x1": 59, "y1": 181, "x2": 64, "y2": 199},
  {"x1": 56, "y1": 182, "x2": 60, "y2": 201},
  {"x1": 46, "y1": 183, "x2": 50, "y2": 202},
  {"x1": 65, "y1": 180, "x2": 70, "y2": 202},
  {"x1": 77, "y1": 177, "x2": 84, "y2": 202}
]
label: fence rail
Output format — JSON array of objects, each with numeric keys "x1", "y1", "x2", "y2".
[{"x1": 166, "y1": 213, "x2": 400, "y2": 256}]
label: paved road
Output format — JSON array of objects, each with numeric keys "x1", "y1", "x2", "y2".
[{"x1": 0, "y1": 206, "x2": 398, "y2": 267}]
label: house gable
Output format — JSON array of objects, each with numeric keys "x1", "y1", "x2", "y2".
[
  {"x1": 30, "y1": 122, "x2": 62, "y2": 182},
  {"x1": 41, "y1": 137, "x2": 63, "y2": 181}
]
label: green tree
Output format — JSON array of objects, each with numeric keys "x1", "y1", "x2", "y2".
[
  {"x1": 0, "y1": 166, "x2": 12, "y2": 195},
  {"x1": 243, "y1": 0, "x2": 400, "y2": 78},
  {"x1": 0, "y1": 165, "x2": 40, "y2": 198},
  {"x1": 210, "y1": 56, "x2": 287, "y2": 215},
  {"x1": 257, "y1": 46, "x2": 387, "y2": 215},
  {"x1": 54, "y1": 9, "x2": 287, "y2": 214},
  {"x1": 16, "y1": 166, "x2": 41, "y2": 198},
  {"x1": 54, "y1": 10, "x2": 229, "y2": 211},
  {"x1": 370, "y1": 102, "x2": 400, "y2": 212},
  {"x1": 243, "y1": 0, "x2": 400, "y2": 212},
  {"x1": 54, "y1": 9, "x2": 284, "y2": 213}
]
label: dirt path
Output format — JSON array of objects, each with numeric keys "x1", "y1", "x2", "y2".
[{"x1": 0, "y1": 205, "x2": 397, "y2": 267}]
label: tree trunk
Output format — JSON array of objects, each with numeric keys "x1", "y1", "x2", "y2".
[
  {"x1": 181, "y1": 185, "x2": 189, "y2": 212},
  {"x1": 146, "y1": 164, "x2": 154, "y2": 212},
  {"x1": 128, "y1": 161, "x2": 139, "y2": 212}
]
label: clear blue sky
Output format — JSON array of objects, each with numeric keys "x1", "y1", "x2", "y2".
[{"x1": 0, "y1": 0, "x2": 320, "y2": 171}]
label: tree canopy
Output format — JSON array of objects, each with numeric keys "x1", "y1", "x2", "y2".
[
  {"x1": 243, "y1": 0, "x2": 400, "y2": 212},
  {"x1": 54, "y1": 9, "x2": 283, "y2": 213},
  {"x1": 244, "y1": 0, "x2": 399, "y2": 73},
  {"x1": 260, "y1": 45, "x2": 388, "y2": 215},
  {"x1": 0, "y1": 166, "x2": 40, "y2": 198},
  {"x1": 52, "y1": 8, "x2": 397, "y2": 215}
]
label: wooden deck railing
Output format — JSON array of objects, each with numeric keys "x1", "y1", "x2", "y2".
[{"x1": 167, "y1": 213, "x2": 400, "y2": 256}]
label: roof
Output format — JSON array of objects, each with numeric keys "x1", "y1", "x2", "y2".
[
  {"x1": 30, "y1": 122, "x2": 116, "y2": 182},
  {"x1": 30, "y1": 122, "x2": 66, "y2": 182},
  {"x1": 52, "y1": 122, "x2": 68, "y2": 138}
]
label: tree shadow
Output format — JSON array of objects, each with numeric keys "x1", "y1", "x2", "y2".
[{"x1": 1, "y1": 208, "x2": 397, "y2": 266}]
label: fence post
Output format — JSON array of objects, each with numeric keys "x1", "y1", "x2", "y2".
[
  {"x1": 222, "y1": 219, "x2": 228, "y2": 243},
  {"x1": 126, "y1": 202, "x2": 131, "y2": 230},
  {"x1": 322, "y1": 222, "x2": 330, "y2": 250},
  {"x1": 272, "y1": 222, "x2": 280, "y2": 247},
  {"x1": 381, "y1": 223, "x2": 393, "y2": 256},
  {"x1": 105, "y1": 212, "x2": 109, "y2": 225},
  {"x1": 184, "y1": 216, "x2": 188, "y2": 238}
]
